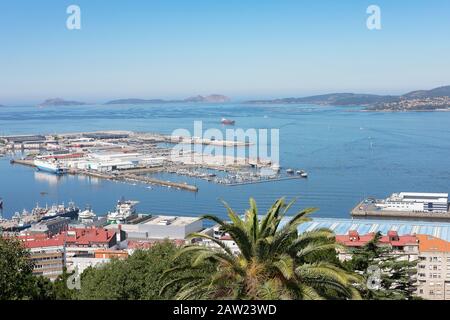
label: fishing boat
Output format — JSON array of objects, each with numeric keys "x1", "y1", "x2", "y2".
[
  {"x1": 78, "y1": 205, "x2": 97, "y2": 223},
  {"x1": 40, "y1": 202, "x2": 79, "y2": 221},
  {"x1": 107, "y1": 198, "x2": 139, "y2": 224}
]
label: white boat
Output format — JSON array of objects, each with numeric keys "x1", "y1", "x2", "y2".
[
  {"x1": 107, "y1": 198, "x2": 139, "y2": 223},
  {"x1": 296, "y1": 170, "x2": 308, "y2": 178},
  {"x1": 78, "y1": 206, "x2": 97, "y2": 223},
  {"x1": 34, "y1": 159, "x2": 67, "y2": 175}
]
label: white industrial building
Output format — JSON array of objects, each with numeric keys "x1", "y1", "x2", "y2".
[
  {"x1": 376, "y1": 192, "x2": 449, "y2": 213},
  {"x1": 107, "y1": 215, "x2": 204, "y2": 241},
  {"x1": 63, "y1": 152, "x2": 165, "y2": 172}
]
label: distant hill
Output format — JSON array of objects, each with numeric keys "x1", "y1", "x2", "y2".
[
  {"x1": 245, "y1": 86, "x2": 450, "y2": 107},
  {"x1": 105, "y1": 98, "x2": 168, "y2": 105},
  {"x1": 105, "y1": 94, "x2": 230, "y2": 105},
  {"x1": 247, "y1": 93, "x2": 398, "y2": 106},
  {"x1": 38, "y1": 98, "x2": 86, "y2": 107},
  {"x1": 402, "y1": 85, "x2": 450, "y2": 99},
  {"x1": 184, "y1": 94, "x2": 230, "y2": 103}
]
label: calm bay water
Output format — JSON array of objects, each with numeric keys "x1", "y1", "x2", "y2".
[{"x1": 0, "y1": 103, "x2": 449, "y2": 219}]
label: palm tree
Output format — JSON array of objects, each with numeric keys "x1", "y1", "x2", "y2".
[{"x1": 161, "y1": 197, "x2": 363, "y2": 300}]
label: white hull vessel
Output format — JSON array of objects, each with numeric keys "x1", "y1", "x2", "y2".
[
  {"x1": 34, "y1": 159, "x2": 67, "y2": 175},
  {"x1": 107, "y1": 199, "x2": 139, "y2": 223}
]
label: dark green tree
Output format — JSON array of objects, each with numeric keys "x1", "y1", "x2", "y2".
[
  {"x1": 0, "y1": 236, "x2": 36, "y2": 300},
  {"x1": 343, "y1": 232, "x2": 418, "y2": 300},
  {"x1": 76, "y1": 241, "x2": 214, "y2": 300},
  {"x1": 51, "y1": 268, "x2": 77, "y2": 300}
]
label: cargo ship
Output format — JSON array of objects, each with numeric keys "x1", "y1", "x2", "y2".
[{"x1": 34, "y1": 159, "x2": 67, "y2": 175}]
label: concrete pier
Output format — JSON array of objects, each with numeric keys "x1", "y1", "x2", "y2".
[{"x1": 10, "y1": 159, "x2": 199, "y2": 192}]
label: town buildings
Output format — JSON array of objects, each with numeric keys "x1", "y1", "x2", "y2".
[
  {"x1": 416, "y1": 235, "x2": 450, "y2": 300},
  {"x1": 335, "y1": 230, "x2": 419, "y2": 261}
]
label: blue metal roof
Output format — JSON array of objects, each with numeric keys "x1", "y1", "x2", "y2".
[{"x1": 280, "y1": 217, "x2": 450, "y2": 242}]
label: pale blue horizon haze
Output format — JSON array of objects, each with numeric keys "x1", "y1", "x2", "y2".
[{"x1": 1, "y1": 0, "x2": 450, "y2": 105}]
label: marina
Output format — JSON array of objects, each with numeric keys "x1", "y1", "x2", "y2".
[{"x1": 3, "y1": 130, "x2": 308, "y2": 192}]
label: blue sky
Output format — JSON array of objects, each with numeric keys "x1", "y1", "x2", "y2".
[{"x1": 1, "y1": 0, "x2": 450, "y2": 104}]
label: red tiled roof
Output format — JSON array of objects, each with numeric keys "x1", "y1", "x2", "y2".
[
  {"x1": 63, "y1": 227, "x2": 116, "y2": 245},
  {"x1": 336, "y1": 231, "x2": 418, "y2": 247},
  {"x1": 16, "y1": 227, "x2": 116, "y2": 249}
]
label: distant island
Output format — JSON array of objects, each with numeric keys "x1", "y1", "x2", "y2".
[
  {"x1": 246, "y1": 86, "x2": 450, "y2": 111},
  {"x1": 38, "y1": 98, "x2": 87, "y2": 107},
  {"x1": 105, "y1": 94, "x2": 230, "y2": 105}
]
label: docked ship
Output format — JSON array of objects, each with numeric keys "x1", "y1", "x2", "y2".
[
  {"x1": 39, "y1": 202, "x2": 79, "y2": 221},
  {"x1": 0, "y1": 202, "x2": 79, "y2": 232},
  {"x1": 34, "y1": 159, "x2": 67, "y2": 175},
  {"x1": 78, "y1": 206, "x2": 97, "y2": 223},
  {"x1": 351, "y1": 192, "x2": 450, "y2": 221},
  {"x1": 0, "y1": 211, "x2": 33, "y2": 232},
  {"x1": 221, "y1": 118, "x2": 235, "y2": 125},
  {"x1": 107, "y1": 198, "x2": 139, "y2": 224}
]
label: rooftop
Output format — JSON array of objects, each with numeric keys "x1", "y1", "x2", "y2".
[
  {"x1": 279, "y1": 217, "x2": 450, "y2": 242},
  {"x1": 417, "y1": 234, "x2": 450, "y2": 253},
  {"x1": 143, "y1": 215, "x2": 200, "y2": 226},
  {"x1": 17, "y1": 227, "x2": 116, "y2": 248},
  {"x1": 335, "y1": 231, "x2": 418, "y2": 247},
  {"x1": 399, "y1": 192, "x2": 448, "y2": 198}
]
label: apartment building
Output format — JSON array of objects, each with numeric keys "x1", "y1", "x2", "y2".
[
  {"x1": 416, "y1": 235, "x2": 450, "y2": 300},
  {"x1": 20, "y1": 234, "x2": 65, "y2": 280}
]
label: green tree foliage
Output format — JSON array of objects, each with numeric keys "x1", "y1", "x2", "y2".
[
  {"x1": 343, "y1": 232, "x2": 418, "y2": 300},
  {"x1": 51, "y1": 268, "x2": 77, "y2": 300},
  {"x1": 0, "y1": 236, "x2": 36, "y2": 300},
  {"x1": 76, "y1": 241, "x2": 214, "y2": 300},
  {"x1": 0, "y1": 236, "x2": 56, "y2": 300},
  {"x1": 161, "y1": 198, "x2": 364, "y2": 300}
]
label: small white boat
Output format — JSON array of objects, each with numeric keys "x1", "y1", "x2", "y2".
[{"x1": 294, "y1": 170, "x2": 308, "y2": 178}]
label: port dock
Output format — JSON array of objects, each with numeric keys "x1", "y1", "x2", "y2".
[
  {"x1": 5, "y1": 130, "x2": 308, "y2": 192},
  {"x1": 11, "y1": 159, "x2": 198, "y2": 192},
  {"x1": 351, "y1": 200, "x2": 450, "y2": 222}
]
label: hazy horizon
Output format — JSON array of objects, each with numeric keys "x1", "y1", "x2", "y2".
[{"x1": 4, "y1": 84, "x2": 450, "y2": 106}]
